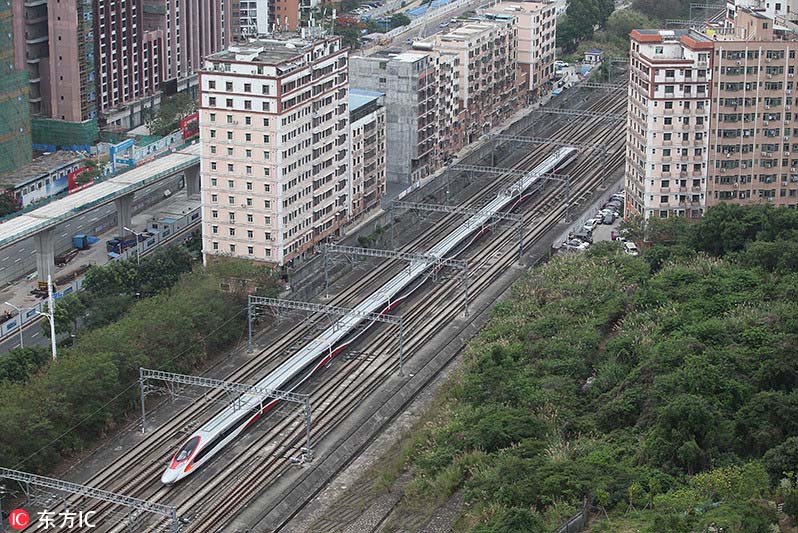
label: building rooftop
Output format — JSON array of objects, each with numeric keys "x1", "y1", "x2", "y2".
[
  {"x1": 0, "y1": 152, "x2": 84, "y2": 188},
  {"x1": 206, "y1": 32, "x2": 334, "y2": 65},
  {"x1": 487, "y1": 1, "x2": 554, "y2": 14},
  {"x1": 349, "y1": 89, "x2": 384, "y2": 113}
]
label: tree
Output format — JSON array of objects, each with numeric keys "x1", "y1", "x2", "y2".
[
  {"x1": 42, "y1": 294, "x2": 86, "y2": 338},
  {"x1": 0, "y1": 190, "x2": 20, "y2": 218},
  {"x1": 389, "y1": 13, "x2": 411, "y2": 29},
  {"x1": 0, "y1": 346, "x2": 52, "y2": 383},
  {"x1": 146, "y1": 93, "x2": 198, "y2": 137},
  {"x1": 763, "y1": 437, "x2": 798, "y2": 484},
  {"x1": 606, "y1": 9, "x2": 656, "y2": 41}
]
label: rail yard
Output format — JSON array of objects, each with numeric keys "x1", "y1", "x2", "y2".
[{"x1": 16, "y1": 81, "x2": 628, "y2": 532}]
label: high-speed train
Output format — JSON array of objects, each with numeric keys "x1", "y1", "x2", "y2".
[{"x1": 161, "y1": 146, "x2": 578, "y2": 484}]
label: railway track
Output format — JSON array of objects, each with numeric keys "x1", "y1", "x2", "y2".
[{"x1": 34, "y1": 89, "x2": 627, "y2": 532}]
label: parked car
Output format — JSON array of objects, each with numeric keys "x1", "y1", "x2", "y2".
[
  {"x1": 563, "y1": 239, "x2": 590, "y2": 252},
  {"x1": 623, "y1": 241, "x2": 639, "y2": 256},
  {"x1": 583, "y1": 219, "x2": 599, "y2": 232},
  {"x1": 602, "y1": 212, "x2": 614, "y2": 224},
  {"x1": 571, "y1": 230, "x2": 593, "y2": 244}
]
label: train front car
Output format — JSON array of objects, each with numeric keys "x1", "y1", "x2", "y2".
[
  {"x1": 161, "y1": 433, "x2": 205, "y2": 484},
  {"x1": 161, "y1": 394, "x2": 267, "y2": 484}
]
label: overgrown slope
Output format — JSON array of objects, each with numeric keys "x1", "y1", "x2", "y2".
[{"x1": 383, "y1": 205, "x2": 798, "y2": 532}]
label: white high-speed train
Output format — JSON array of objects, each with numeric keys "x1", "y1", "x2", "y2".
[{"x1": 160, "y1": 147, "x2": 578, "y2": 484}]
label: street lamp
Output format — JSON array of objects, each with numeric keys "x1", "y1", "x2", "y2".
[
  {"x1": 123, "y1": 226, "x2": 143, "y2": 265},
  {"x1": 3, "y1": 301, "x2": 28, "y2": 350}
]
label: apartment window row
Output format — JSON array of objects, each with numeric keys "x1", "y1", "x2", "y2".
[
  {"x1": 207, "y1": 178, "x2": 272, "y2": 193},
  {"x1": 210, "y1": 210, "x2": 273, "y2": 225},
  {"x1": 210, "y1": 241, "x2": 272, "y2": 257}
]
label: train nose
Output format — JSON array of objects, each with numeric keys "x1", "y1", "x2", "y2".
[{"x1": 161, "y1": 468, "x2": 180, "y2": 485}]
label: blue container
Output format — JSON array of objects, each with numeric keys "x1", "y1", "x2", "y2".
[{"x1": 72, "y1": 234, "x2": 89, "y2": 250}]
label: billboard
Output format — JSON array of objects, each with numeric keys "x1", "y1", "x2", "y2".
[
  {"x1": 180, "y1": 112, "x2": 199, "y2": 140},
  {"x1": 68, "y1": 166, "x2": 94, "y2": 193}
]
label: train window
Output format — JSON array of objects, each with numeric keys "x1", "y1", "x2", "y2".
[{"x1": 175, "y1": 436, "x2": 200, "y2": 462}]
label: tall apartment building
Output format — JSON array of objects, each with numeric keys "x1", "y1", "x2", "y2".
[
  {"x1": 349, "y1": 89, "x2": 387, "y2": 220},
  {"x1": 350, "y1": 51, "x2": 443, "y2": 186},
  {"x1": 707, "y1": 9, "x2": 798, "y2": 207},
  {"x1": 95, "y1": 0, "x2": 162, "y2": 128},
  {"x1": 433, "y1": 20, "x2": 520, "y2": 143},
  {"x1": 0, "y1": 0, "x2": 32, "y2": 174},
  {"x1": 199, "y1": 35, "x2": 350, "y2": 266},
  {"x1": 350, "y1": 18, "x2": 518, "y2": 187},
  {"x1": 486, "y1": 1, "x2": 557, "y2": 101},
  {"x1": 142, "y1": 0, "x2": 231, "y2": 88},
  {"x1": 626, "y1": 29, "x2": 713, "y2": 219},
  {"x1": 13, "y1": 0, "x2": 49, "y2": 118},
  {"x1": 49, "y1": 0, "x2": 97, "y2": 125},
  {"x1": 626, "y1": 8, "x2": 798, "y2": 218}
]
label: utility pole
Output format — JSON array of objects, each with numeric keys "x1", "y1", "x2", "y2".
[
  {"x1": 37, "y1": 273, "x2": 58, "y2": 360},
  {"x1": 47, "y1": 274, "x2": 56, "y2": 360},
  {"x1": 123, "y1": 226, "x2": 143, "y2": 265}
]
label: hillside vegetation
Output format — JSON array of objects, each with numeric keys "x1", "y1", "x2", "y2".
[{"x1": 382, "y1": 204, "x2": 798, "y2": 532}]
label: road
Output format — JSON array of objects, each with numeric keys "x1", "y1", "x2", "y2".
[
  {"x1": 0, "y1": 319, "x2": 70, "y2": 354},
  {"x1": 0, "y1": 175, "x2": 184, "y2": 287}
]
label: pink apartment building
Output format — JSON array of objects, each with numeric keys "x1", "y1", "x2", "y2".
[{"x1": 199, "y1": 34, "x2": 350, "y2": 267}]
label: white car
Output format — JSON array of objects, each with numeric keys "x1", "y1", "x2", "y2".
[
  {"x1": 583, "y1": 219, "x2": 599, "y2": 232},
  {"x1": 623, "y1": 241, "x2": 639, "y2": 256},
  {"x1": 563, "y1": 239, "x2": 589, "y2": 252}
]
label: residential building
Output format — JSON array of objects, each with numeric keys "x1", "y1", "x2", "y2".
[
  {"x1": 707, "y1": 8, "x2": 798, "y2": 207},
  {"x1": 625, "y1": 29, "x2": 713, "y2": 220},
  {"x1": 12, "y1": 0, "x2": 49, "y2": 118},
  {"x1": 432, "y1": 20, "x2": 521, "y2": 143},
  {"x1": 626, "y1": 8, "x2": 798, "y2": 218},
  {"x1": 349, "y1": 89, "x2": 387, "y2": 220},
  {"x1": 232, "y1": 1, "x2": 270, "y2": 40},
  {"x1": 1, "y1": 0, "x2": 32, "y2": 174},
  {"x1": 486, "y1": 1, "x2": 557, "y2": 101},
  {"x1": 49, "y1": 0, "x2": 97, "y2": 125},
  {"x1": 142, "y1": 0, "x2": 232, "y2": 87},
  {"x1": 199, "y1": 34, "x2": 350, "y2": 266},
  {"x1": 349, "y1": 18, "x2": 519, "y2": 188},
  {"x1": 95, "y1": 0, "x2": 163, "y2": 129},
  {"x1": 350, "y1": 51, "x2": 442, "y2": 186}
]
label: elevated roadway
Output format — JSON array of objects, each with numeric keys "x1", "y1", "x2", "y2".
[{"x1": 0, "y1": 142, "x2": 200, "y2": 281}]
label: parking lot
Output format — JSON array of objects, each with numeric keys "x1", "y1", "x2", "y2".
[{"x1": 559, "y1": 192, "x2": 639, "y2": 256}]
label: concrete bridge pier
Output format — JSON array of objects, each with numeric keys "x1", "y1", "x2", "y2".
[
  {"x1": 34, "y1": 228, "x2": 55, "y2": 283},
  {"x1": 185, "y1": 166, "x2": 200, "y2": 197},
  {"x1": 115, "y1": 192, "x2": 134, "y2": 237}
]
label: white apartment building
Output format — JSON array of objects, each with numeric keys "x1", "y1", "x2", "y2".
[
  {"x1": 626, "y1": 29, "x2": 713, "y2": 219},
  {"x1": 348, "y1": 89, "x2": 386, "y2": 220},
  {"x1": 199, "y1": 35, "x2": 350, "y2": 266},
  {"x1": 486, "y1": 1, "x2": 557, "y2": 100}
]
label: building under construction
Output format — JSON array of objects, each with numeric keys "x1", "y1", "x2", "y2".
[{"x1": 0, "y1": 1, "x2": 33, "y2": 174}]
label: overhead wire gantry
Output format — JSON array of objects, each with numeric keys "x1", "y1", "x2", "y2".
[
  {"x1": 0, "y1": 468, "x2": 180, "y2": 533},
  {"x1": 320, "y1": 243, "x2": 470, "y2": 316},
  {"x1": 388, "y1": 200, "x2": 524, "y2": 259},
  {"x1": 247, "y1": 295, "x2": 407, "y2": 374},
  {"x1": 485, "y1": 133, "x2": 615, "y2": 189},
  {"x1": 138, "y1": 367, "x2": 314, "y2": 463}
]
